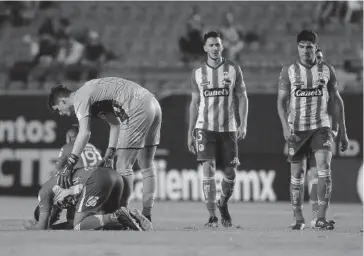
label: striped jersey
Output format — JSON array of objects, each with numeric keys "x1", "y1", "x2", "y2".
[
  {"x1": 278, "y1": 60, "x2": 338, "y2": 131},
  {"x1": 74, "y1": 77, "x2": 154, "y2": 122},
  {"x1": 191, "y1": 59, "x2": 246, "y2": 132}
]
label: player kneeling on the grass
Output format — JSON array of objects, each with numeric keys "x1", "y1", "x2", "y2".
[
  {"x1": 24, "y1": 166, "x2": 152, "y2": 231},
  {"x1": 187, "y1": 31, "x2": 248, "y2": 228},
  {"x1": 277, "y1": 30, "x2": 349, "y2": 230}
]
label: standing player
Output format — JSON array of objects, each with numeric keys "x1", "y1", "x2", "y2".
[
  {"x1": 277, "y1": 30, "x2": 349, "y2": 230},
  {"x1": 187, "y1": 31, "x2": 248, "y2": 227},
  {"x1": 24, "y1": 166, "x2": 152, "y2": 231},
  {"x1": 48, "y1": 77, "x2": 162, "y2": 222}
]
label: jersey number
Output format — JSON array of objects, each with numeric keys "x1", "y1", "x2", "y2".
[{"x1": 80, "y1": 149, "x2": 102, "y2": 167}]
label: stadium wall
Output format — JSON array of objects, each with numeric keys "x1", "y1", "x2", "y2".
[{"x1": 0, "y1": 94, "x2": 362, "y2": 203}]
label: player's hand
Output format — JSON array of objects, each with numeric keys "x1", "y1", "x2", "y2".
[
  {"x1": 97, "y1": 158, "x2": 114, "y2": 169},
  {"x1": 187, "y1": 131, "x2": 196, "y2": 154},
  {"x1": 23, "y1": 220, "x2": 38, "y2": 230},
  {"x1": 237, "y1": 124, "x2": 247, "y2": 140},
  {"x1": 57, "y1": 154, "x2": 78, "y2": 189},
  {"x1": 57, "y1": 165, "x2": 73, "y2": 189},
  {"x1": 339, "y1": 131, "x2": 349, "y2": 152},
  {"x1": 283, "y1": 127, "x2": 300, "y2": 143},
  {"x1": 331, "y1": 129, "x2": 338, "y2": 138}
]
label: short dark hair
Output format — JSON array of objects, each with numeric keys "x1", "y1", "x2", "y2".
[
  {"x1": 203, "y1": 31, "x2": 221, "y2": 44},
  {"x1": 297, "y1": 30, "x2": 318, "y2": 44},
  {"x1": 48, "y1": 85, "x2": 72, "y2": 112}
]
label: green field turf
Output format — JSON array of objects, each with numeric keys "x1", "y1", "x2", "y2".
[{"x1": 0, "y1": 197, "x2": 362, "y2": 256}]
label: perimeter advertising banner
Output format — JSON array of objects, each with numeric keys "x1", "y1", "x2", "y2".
[{"x1": 0, "y1": 94, "x2": 362, "y2": 203}]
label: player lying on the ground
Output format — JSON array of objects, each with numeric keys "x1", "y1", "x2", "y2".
[{"x1": 23, "y1": 166, "x2": 152, "y2": 231}]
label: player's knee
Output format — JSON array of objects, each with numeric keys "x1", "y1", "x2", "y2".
[
  {"x1": 117, "y1": 168, "x2": 133, "y2": 177},
  {"x1": 290, "y1": 163, "x2": 306, "y2": 178},
  {"x1": 202, "y1": 160, "x2": 216, "y2": 177},
  {"x1": 223, "y1": 167, "x2": 236, "y2": 180},
  {"x1": 316, "y1": 162, "x2": 331, "y2": 172},
  {"x1": 141, "y1": 166, "x2": 156, "y2": 178}
]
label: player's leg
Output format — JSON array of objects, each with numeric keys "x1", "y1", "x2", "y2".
[
  {"x1": 73, "y1": 169, "x2": 119, "y2": 230},
  {"x1": 307, "y1": 164, "x2": 319, "y2": 228},
  {"x1": 312, "y1": 127, "x2": 334, "y2": 230},
  {"x1": 116, "y1": 99, "x2": 158, "y2": 208},
  {"x1": 115, "y1": 148, "x2": 139, "y2": 207},
  {"x1": 136, "y1": 97, "x2": 161, "y2": 220},
  {"x1": 195, "y1": 129, "x2": 218, "y2": 227},
  {"x1": 217, "y1": 132, "x2": 239, "y2": 227},
  {"x1": 287, "y1": 131, "x2": 310, "y2": 230}
]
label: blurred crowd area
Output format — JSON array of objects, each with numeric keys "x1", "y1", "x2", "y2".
[{"x1": 0, "y1": 1, "x2": 362, "y2": 93}]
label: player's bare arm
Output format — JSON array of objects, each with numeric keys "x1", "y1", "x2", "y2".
[
  {"x1": 327, "y1": 64, "x2": 348, "y2": 151},
  {"x1": 99, "y1": 112, "x2": 121, "y2": 168},
  {"x1": 277, "y1": 66, "x2": 300, "y2": 142},
  {"x1": 188, "y1": 91, "x2": 200, "y2": 154},
  {"x1": 72, "y1": 116, "x2": 92, "y2": 156},
  {"x1": 329, "y1": 89, "x2": 348, "y2": 151},
  {"x1": 236, "y1": 90, "x2": 248, "y2": 140}
]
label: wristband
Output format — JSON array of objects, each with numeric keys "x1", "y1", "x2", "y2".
[{"x1": 66, "y1": 154, "x2": 79, "y2": 168}]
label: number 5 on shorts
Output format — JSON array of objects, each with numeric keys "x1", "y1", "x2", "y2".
[{"x1": 195, "y1": 130, "x2": 204, "y2": 152}]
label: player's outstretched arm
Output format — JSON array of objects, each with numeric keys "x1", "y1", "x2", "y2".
[
  {"x1": 98, "y1": 113, "x2": 120, "y2": 168},
  {"x1": 58, "y1": 117, "x2": 92, "y2": 188}
]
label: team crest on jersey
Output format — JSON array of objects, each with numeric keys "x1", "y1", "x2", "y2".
[
  {"x1": 316, "y1": 72, "x2": 326, "y2": 88},
  {"x1": 222, "y1": 72, "x2": 232, "y2": 86}
]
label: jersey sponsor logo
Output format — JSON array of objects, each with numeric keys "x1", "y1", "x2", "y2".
[
  {"x1": 294, "y1": 88, "x2": 323, "y2": 97},
  {"x1": 203, "y1": 88, "x2": 229, "y2": 97},
  {"x1": 85, "y1": 196, "x2": 99, "y2": 207}
]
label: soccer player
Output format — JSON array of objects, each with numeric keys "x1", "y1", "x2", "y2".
[
  {"x1": 277, "y1": 30, "x2": 349, "y2": 230},
  {"x1": 24, "y1": 166, "x2": 152, "y2": 231},
  {"x1": 187, "y1": 31, "x2": 248, "y2": 227},
  {"x1": 54, "y1": 124, "x2": 103, "y2": 176},
  {"x1": 48, "y1": 77, "x2": 162, "y2": 222}
]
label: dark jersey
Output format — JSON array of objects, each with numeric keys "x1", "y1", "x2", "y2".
[{"x1": 38, "y1": 168, "x2": 96, "y2": 213}]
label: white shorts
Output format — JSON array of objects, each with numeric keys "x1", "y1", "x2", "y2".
[{"x1": 117, "y1": 97, "x2": 162, "y2": 149}]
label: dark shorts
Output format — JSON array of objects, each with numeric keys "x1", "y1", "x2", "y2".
[
  {"x1": 75, "y1": 168, "x2": 124, "y2": 214},
  {"x1": 287, "y1": 127, "x2": 334, "y2": 163},
  {"x1": 194, "y1": 129, "x2": 240, "y2": 169}
]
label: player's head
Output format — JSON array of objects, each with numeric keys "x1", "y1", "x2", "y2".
[
  {"x1": 296, "y1": 30, "x2": 318, "y2": 63},
  {"x1": 48, "y1": 85, "x2": 74, "y2": 116},
  {"x1": 203, "y1": 31, "x2": 224, "y2": 61},
  {"x1": 66, "y1": 124, "x2": 79, "y2": 143}
]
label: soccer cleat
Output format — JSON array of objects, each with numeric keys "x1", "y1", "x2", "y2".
[
  {"x1": 291, "y1": 222, "x2": 306, "y2": 230},
  {"x1": 130, "y1": 209, "x2": 153, "y2": 231},
  {"x1": 114, "y1": 207, "x2": 142, "y2": 231},
  {"x1": 205, "y1": 216, "x2": 218, "y2": 228},
  {"x1": 315, "y1": 219, "x2": 335, "y2": 230},
  {"x1": 311, "y1": 218, "x2": 335, "y2": 229},
  {"x1": 217, "y1": 200, "x2": 232, "y2": 227},
  {"x1": 143, "y1": 214, "x2": 152, "y2": 223}
]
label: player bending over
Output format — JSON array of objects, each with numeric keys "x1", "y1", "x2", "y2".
[
  {"x1": 187, "y1": 31, "x2": 248, "y2": 228},
  {"x1": 48, "y1": 77, "x2": 162, "y2": 222},
  {"x1": 277, "y1": 30, "x2": 348, "y2": 230},
  {"x1": 24, "y1": 166, "x2": 152, "y2": 231}
]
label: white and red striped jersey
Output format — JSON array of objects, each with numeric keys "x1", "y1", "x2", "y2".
[
  {"x1": 278, "y1": 60, "x2": 338, "y2": 131},
  {"x1": 191, "y1": 59, "x2": 246, "y2": 132}
]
